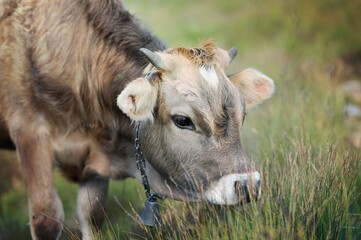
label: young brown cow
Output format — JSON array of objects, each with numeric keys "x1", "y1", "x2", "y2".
[{"x1": 0, "y1": 0, "x2": 275, "y2": 239}]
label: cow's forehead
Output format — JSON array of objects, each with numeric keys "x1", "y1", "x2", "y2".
[
  {"x1": 160, "y1": 44, "x2": 238, "y2": 104},
  {"x1": 160, "y1": 43, "x2": 230, "y2": 91},
  {"x1": 159, "y1": 52, "x2": 244, "y2": 136},
  {"x1": 161, "y1": 55, "x2": 229, "y2": 104}
]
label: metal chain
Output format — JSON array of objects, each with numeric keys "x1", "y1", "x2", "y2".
[{"x1": 135, "y1": 122, "x2": 160, "y2": 201}]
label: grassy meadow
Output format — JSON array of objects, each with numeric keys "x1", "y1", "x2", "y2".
[{"x1": 1, "y1": 0, "x2": 361, "y2": 239}]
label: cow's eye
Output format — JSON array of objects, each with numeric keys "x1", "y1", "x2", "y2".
[{"x1": 172, "y1": 115, "x2": 195, "y2": 131}]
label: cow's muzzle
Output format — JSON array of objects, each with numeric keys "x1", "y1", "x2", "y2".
[{"x1": 204, "y1": 171, "x2": 261, "y2": 205}]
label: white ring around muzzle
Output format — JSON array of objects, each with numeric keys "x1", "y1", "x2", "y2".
[{"x1": 204, "y1": 171, "x2": 261, "y2": 205}]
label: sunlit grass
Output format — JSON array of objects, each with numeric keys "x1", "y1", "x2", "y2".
[
  {"x1": 88, "y1": 139, "x2": 359, "y2": 239},
  {"x1": 1, "y1": 0, "x2": 360, "y2": 239}
]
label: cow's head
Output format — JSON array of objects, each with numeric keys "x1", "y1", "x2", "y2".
[{"x1": 117, "y1": 42, "x2": 274, "y2": 205}]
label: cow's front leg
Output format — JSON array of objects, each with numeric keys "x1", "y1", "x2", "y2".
[
  {"x1": 77, "y1": 164, "x2": 109, "y2": 240},
  {"x1": 12, "y1": 127, "x2": 64, "y2": 240}
]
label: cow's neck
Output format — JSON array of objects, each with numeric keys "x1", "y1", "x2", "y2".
[{"x1": 78, "y1": 0, "x2": 166, "y2": 126}]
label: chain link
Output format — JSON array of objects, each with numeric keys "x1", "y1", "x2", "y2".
[{"x1": 135, "y1": 122, "x2": 161, "y2": 201}]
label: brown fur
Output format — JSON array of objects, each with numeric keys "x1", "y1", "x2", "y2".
[{"x1": 0, "y1": 1, "x2": 165, "y2": 239}]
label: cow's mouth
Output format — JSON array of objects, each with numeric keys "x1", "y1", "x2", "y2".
[
  {"x1": 204, "y1": 172, "x2": 261, "y2": 205},
  {"x1": 140, "y1": 161, "x2": 261, "y2": 204}
]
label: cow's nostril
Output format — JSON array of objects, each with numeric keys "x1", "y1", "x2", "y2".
[
  {"x1": 243, "y1": 184, "x2": 251, "y2": 203},
  {"x1": 234, "y1": 180, "x2": 242, "y2": 198},
  {"x1": 234, "y1": 180, "x2": 251, "y2": 203}
]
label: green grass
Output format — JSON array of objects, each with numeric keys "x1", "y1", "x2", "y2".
[{"x1": 1, "y1": 0, "x2": 361, "y2": 239}]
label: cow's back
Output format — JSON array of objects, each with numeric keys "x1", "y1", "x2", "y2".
[
  {"x1": 0, "y1": 0, "x2": 164, "y2": 147},
  {"x1": 1, "y1": 0, "x2": 163, "y2": 126}
]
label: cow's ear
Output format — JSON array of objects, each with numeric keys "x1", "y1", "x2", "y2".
[
  {"x1": 117, "y1": 77, "x2": 158, "y2": 122},
  {"x1": 229, "y1": 68, "x2": 275, "y2": 109}
]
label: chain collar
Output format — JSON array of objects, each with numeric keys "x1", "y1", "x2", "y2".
[{"x1": 135, "y1": 122, "x2": 162, "y2": 201}]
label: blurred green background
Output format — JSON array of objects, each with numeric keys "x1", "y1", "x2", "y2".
[{"x1": 1, "y1": 0, "x2": 360, "y2": 239}]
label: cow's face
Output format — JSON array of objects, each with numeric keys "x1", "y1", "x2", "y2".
[{"x1": 117, "y1": 43, "x2": 274, "y2": 205}]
